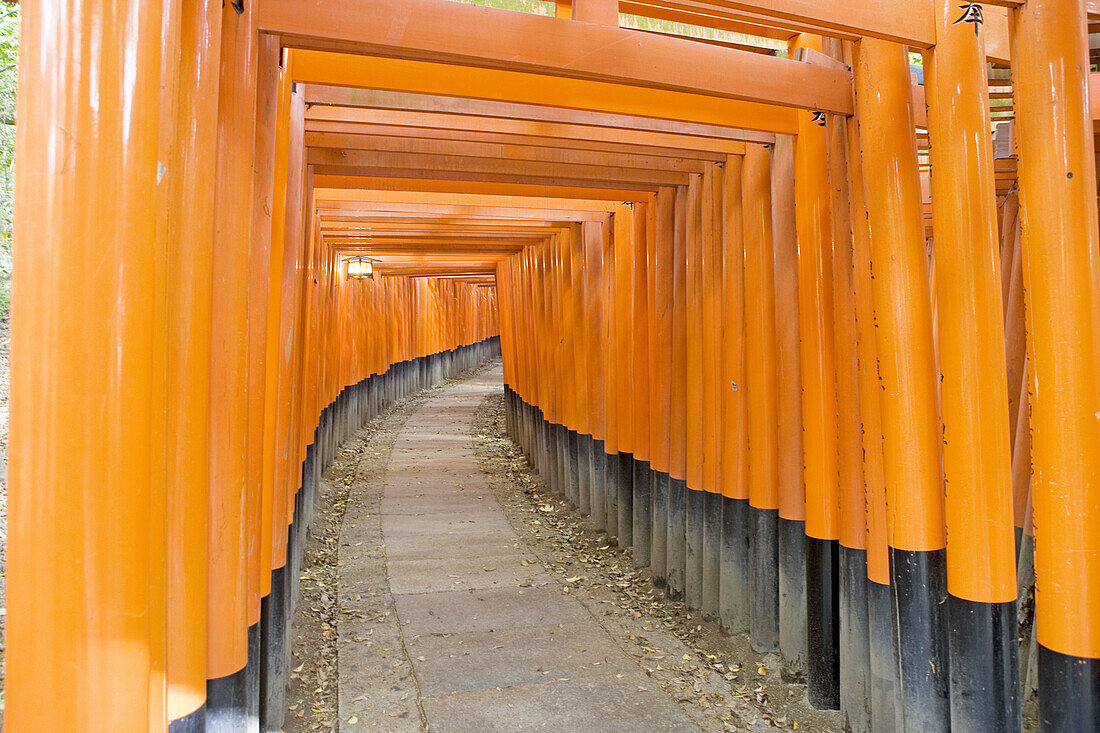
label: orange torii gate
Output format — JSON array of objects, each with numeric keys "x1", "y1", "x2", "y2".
[{"x1": 9, "y1": 0, "x2": 1100, "y2": 731}]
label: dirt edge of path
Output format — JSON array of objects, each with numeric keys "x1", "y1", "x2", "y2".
[{"x1": 469, "y1": 387, "x2": 845, "y2": 733}]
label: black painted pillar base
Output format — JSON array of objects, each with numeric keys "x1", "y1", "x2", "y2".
[
  {"x1": 779, "y1": 517, "x2": 808, "y2": 675},
  {"x1": 207, "y1": 663, "x2": 247, "y2": 731},
  {"x1": 632, "y1": 461, "x2": 652, "y2": 568},
  {"x1": 541, "y1": 417, "x2": 553, "y2": 487},
  {"x1": 577, "y1": 434, "x2": 592, "y2": 514},
  {"x1": 719, "y1": 497, "x2": 750, "y2": 635},
  {"x1": 651, "y1": 471, "x2": 669, "y2": 585},
  {"x1": 749, "y1": 506, "x2": 779, "y2": 652},
  {"x1": 948, "y1": 595, "x2": 1020, "y2": 731},
  {"x1": 260, "y1": 566, "x2": 287, "y2": 732},
  {"x1": 839, "y1": 546, "x2": 870, "y2": 730},
  {"x1": 891, "y1": 547, "x2": 950, "y2": 732},
  {"x1": 567, "y1": 430, "x2": 580, "y2": 507},
  {"x1": 553, "y1": 423, "x2": 567, "y2": 497},
  {"x1": 605, "y1": 448, "x2": 620, "y2": 541},
  {"x1": 1038, "y1": 646, "x2": 1100, "y2": 732},
  {"x1": 867, "y1": 579, "x2": 898, "y2": 733},
  {"x1": 616, "y1": 453, "x2": 634, "y2": 548},
  {"x1": 684, "y1": 488, "x2": 704, "y2": 610},
  {"x1": 701, "y1": 491, "x2": 722, "y2": 618},
  {"x1": 806, "y1": 536, "x2": 839, "y2": 710},
  {"x1": 591, "y1": 440, "x2": 607, "y2": 531},
  {"x1": 666, "y1": 478, "x2": 687, "y2": 599},
  {"x1": 546, "y1": 420, "x2": 559, "y2": 494},
  {"x1": 246, "y1": 621, "x2": 261, "y2": 733}
]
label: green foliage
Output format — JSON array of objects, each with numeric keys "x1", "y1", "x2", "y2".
[{"x1": 0, "y1": 3, "x2": 16, "y2": 321}]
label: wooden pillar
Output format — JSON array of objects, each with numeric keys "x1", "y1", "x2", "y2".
[
  {"x1": 925, "y1": 1, "x2": 1021, "y2": 728},
  {"x1": 1012, "y1": 1, "x2": 1100, "y2": 729},
  {"x1": 793, "y1": 33, "x2": 840, "y2": 712},
  {"x1": 165, "y1": 1, "x2": 226, "y2": 728},
  {"x1": 8, "y1": 0, "x2": 173, "y2": 727},
  {"x1": 571, "y1": 0, "x2": 617, "y2": 26},
  {"x1": 743, "y1": 145, "x2": 780, "y2": 652},
  {"x1": 771, "y1": 134, "x2": 808, "y2": 672},
  {"x1": 853, "y1": 37, "x2": 950, "y2": 732}
]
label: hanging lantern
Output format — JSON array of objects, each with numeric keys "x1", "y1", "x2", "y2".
[{"x1": 346, "y1": 256, "x2": 374, "y2": 280}]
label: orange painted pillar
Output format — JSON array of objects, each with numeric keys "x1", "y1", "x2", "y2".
[
  {"x1": 560, "y1": 228, "x2": 581, "y2": 507},
  {"x1": 667, "y1": 186, "x2": 690, "y2": 597},
  {"x1": 613, "y1": 205, "x2": 636, "y2": 544},
  {"x1": 925, "y1": 1, "x2": 1021, "y2": 727},
  {"x1": 793, "y1": 33, "x2": 840, "y2": 711},
  {"x1": 684, "y1": 174, "x2": 706, "y2": 609},
  {"x1": 743, "y1": 145, "x2": 780, "y2": 652},
  {"x1": 854, "y1": 37, "x2": 950, "y2": 731},
  {"x1": 719, "y1": 158, "x2": 750, "y2": 634},
  {"x1": 569, "y1": 224, "x2": 592, "y2": 513},
  {"x1": 1012, "y1": 1, "x2": 1100, "y2": 728},
  {"x1": 700, "y1": 169, "x2": 724, "y2": 618},
  {"x1": 264, "y1": 79, "x2": 305, "y2": 731},
  {"x1": 826, "y1": 105, "x2": 872, "y2": 730},
  {"x1": 770, "y1": 134, "x2": 807, "y2": 670},
  {"x1": 8, "y1": 0, "x2": 171, "y2": 728},
  {"x1": 631, "y1": 199, "x2": 654, "y2": 567},
  {"x1": 165, "y1": 1, "x2": 225, "y2": 727},
  {"x1": 243, "y1": 31, "x2": 278, "y2": 728},
  {"x1": 207, "y1": 0, "x2": 257, "y2": 721},
  {"x1": 845, "y1": 93, "x2": 896, "y2": 731},
  {"x1": 259, "y1": 50, "x2": 290, "y2": 607},
  {"x1": 584, "y1": 220, "x2": 609, "y2": 532},
  {"x1": 650, "y1": 188, "x2": 676, "y2": 585}
]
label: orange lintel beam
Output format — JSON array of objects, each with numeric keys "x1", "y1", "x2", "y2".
[
  {"x1": 305, "y1": 118, "x2": 736, "y2": 160},
  {"x1": 315, "y1": 206, "x2": 609, "y2": 223},
  {"x1": 325, "y1": 236, "x2": 540, "y2": 245},
  {"x1": 307, "y1": 148, "x2": 692, "y2": 187},
  {"x1": 321, "y1": 235, "x2": 548, "y2": 245},
  {"x1": 311, "y1": 167, "x2": 669, "y2": 192},
  {"x1": 319, "y1": 219, "x2": 565, "y2": 231},
  {"x1": 365, "y1": 258, "x2": 507, "y2": 267},
  {"x1": 312, "y1": 175, "x2": 656, "y2": 202},
  {"x1": 319, "y1": 228, "x2": 554, "y2": 239},
  {"x1": 304, "y1": 116, "x2": 736, "y2": 159},
  {"x1": 322, "y1": 226, "x2": 551, "y2": 237},
  {"x1": 629, "y1": 0, "x2": 926, "y2": 43},
  {"x1": 619, "y1": 1, "x2": 796, "y2": 41},
  {"x1": 259, "y1": 0, "x2": 852, "y2": 116},
  {"x1": 314, "y1": 188, "x2": 625, "y2": 211},
  {"x1": 362, "y1": 265, "x2": 507, "y2": 274},
  {"x1": 304, "y1": 87, "x2": 775, "y2": 144},
  {"x1": 632, "y1": 0, "x2": 1011, "y2": 62},
  {"x1": 305, "y1": 122, "x2": 726, "y2": 162},
  {"x1": 289, "y1": 52, "x2": 802, "y2": 134},
  {"x1": 304, "y1": 133, "x2": 712, "y2": 173},
  {"x1": 332, "y1": 249, "x2": 525, "y2": 258},
  {"x1": 314, "y1": 164, "x2": 669, "y2": 189}
]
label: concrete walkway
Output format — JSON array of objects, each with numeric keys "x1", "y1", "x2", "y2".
[{"x1": 338, "y1": 365, "x2": 701, "y2": 732}]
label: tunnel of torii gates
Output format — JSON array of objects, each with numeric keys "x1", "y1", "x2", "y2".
[{"x1": 9, "y1": 0, "x2": 1100, "y2": 731}]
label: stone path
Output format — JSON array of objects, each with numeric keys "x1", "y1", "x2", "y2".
[{"x1": 337, "y1": 366, "x2": 701, "y2": 732}]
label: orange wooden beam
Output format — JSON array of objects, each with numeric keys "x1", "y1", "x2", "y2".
[{"x1": 259, "y1": 0, "x2": 853, "y2": 115}]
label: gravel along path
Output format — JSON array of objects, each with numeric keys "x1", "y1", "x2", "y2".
[{"x1": 286, "y1": 360, "x2": 843, "y2": 732}]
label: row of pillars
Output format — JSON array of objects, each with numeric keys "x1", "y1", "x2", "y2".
[
  {"x1": 6, "y1": 0, "x2": 501, "y2": 729},
  {"x1": 496, "y1": 4, "x2": 1098, "y2": 731}
]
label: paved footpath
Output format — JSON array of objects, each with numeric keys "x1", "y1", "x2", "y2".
[{"x1": 337, "y1": 365, "x2": 701, "y2": 732}]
